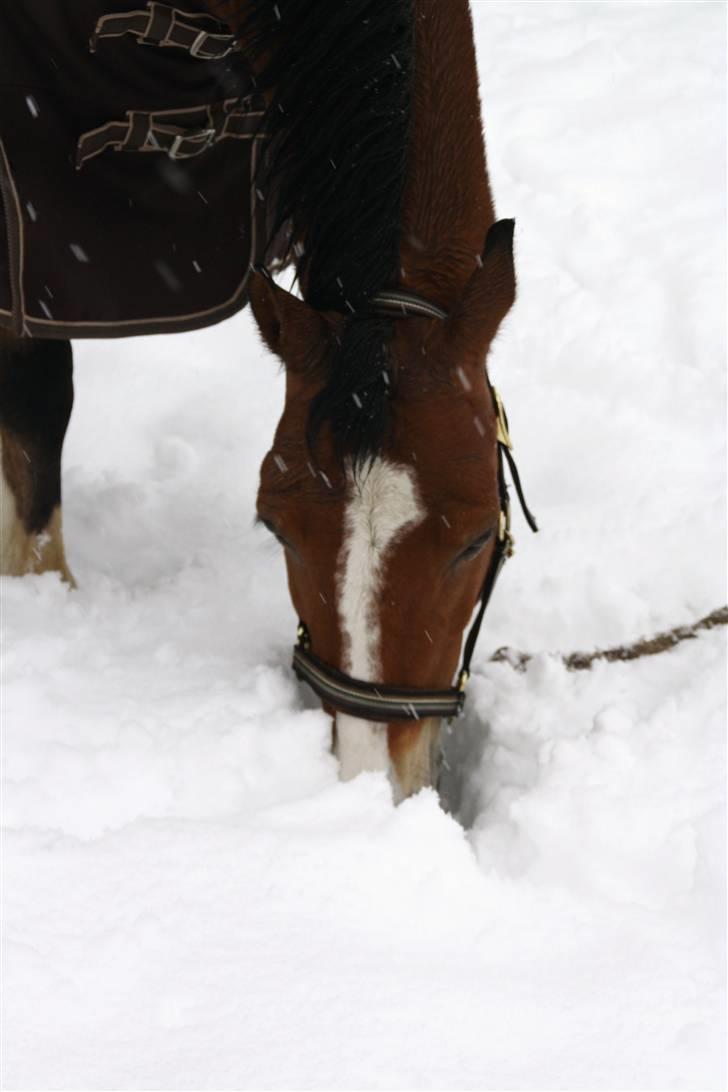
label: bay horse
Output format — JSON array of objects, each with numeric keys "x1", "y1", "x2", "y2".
[{"x1": 0, "y1": 0, "x2": 534, "y2": 800}]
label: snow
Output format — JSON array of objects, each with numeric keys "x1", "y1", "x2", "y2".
[{"x1": 2, "y1": 2, "x2": 725, "y2": 1089}]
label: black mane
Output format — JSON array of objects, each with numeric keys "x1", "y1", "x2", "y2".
[{"x1": 239, "y1": 0, "x2": 415, "y2": 466}]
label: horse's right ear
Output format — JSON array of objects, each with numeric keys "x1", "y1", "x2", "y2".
[{"x1": 248, "y1": 271, "x2": 340, "y2": 372}]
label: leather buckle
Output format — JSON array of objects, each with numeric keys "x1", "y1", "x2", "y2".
[
  {"x1": 498, "y1": 506, "x2": 515, "y2": 556},
  {"x1": 493, "y1": 387, "x2": 513, "y2": 450},
  {"x1": 189, "y1": 29, "x2": 234, "y2": 59},
  {"x1": 168, "y1": 127, "x2": 216, "y2": 159}
]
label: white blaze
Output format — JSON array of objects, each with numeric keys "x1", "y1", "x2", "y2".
[{"x1": 335, "y1": 459, "x2": 425, "y2": 782}]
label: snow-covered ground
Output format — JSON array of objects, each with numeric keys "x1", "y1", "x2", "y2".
[{"x1": 2, "y1": 3, "x2": 726, "y2": 1089}]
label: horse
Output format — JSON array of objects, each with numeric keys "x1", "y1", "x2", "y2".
[{"x1": 0, "y1": 0, "x2": 534, "y2": 800}]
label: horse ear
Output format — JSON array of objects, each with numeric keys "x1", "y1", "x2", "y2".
[
  {"x1": 446, "y1": 218, "x2": 516, "y2": 354},
  {"x1": 248, "y1": 271, "x2": 339, "y2": 371}
]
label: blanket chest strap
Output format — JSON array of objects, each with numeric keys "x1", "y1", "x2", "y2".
[
  {"x1": 76, "y1": 98, "x2": 265, "y2": 169},
  {"x1": 90, "y1": 1, "x2": 238, "y2": 60}
]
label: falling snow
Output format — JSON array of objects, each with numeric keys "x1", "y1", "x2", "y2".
[
  {"x1": 153, "y1": 259, "x2": 181, "y2": 292},
  {"x1": 456, "y1": 366, "x2": 471, "y2": 391}
]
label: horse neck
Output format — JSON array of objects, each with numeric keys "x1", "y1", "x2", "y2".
[{"x1": 401, "y1": 0, "x2": 495, "y2": 309}]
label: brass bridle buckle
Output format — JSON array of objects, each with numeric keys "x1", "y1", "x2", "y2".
[{"x1": 493, "y1": 387, "x2": 513, "y2": 450}]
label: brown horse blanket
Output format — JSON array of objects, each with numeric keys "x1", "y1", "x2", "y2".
[{"x1": 0, "y1": 1, "x2": 269, "y2": 338}]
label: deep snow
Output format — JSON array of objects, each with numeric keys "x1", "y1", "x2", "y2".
[{"x1": 2, "y1": 2, "x2": 726, "y2": 1089}]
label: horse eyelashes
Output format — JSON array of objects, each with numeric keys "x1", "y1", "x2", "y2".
[
  {"x1": 258, "y1": 516, "x2": 287, "y2": 547},
  {"x1": 457, "y1": 528, "x2": 495, "y2": 563}
]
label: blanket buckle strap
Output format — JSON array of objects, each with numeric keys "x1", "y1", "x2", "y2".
[
  {"x1": 167, "y1": 126, "x2": 216, "y2": 159},
  {"x1": 90, "y1": 2, "x2": 238, "y2": 61}
]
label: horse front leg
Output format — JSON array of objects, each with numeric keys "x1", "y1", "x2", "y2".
[{"x1": 0, "y1": 332, "x2": 74, "y2": 582}]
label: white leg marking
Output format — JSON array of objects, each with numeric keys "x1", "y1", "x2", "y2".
[
  {"x1": 0, "y1": 436, "x2": 74, "y2": 582},
  {"x1": 335, "y1": 459, "x2": 425, "y2": 781},
  {"x1": 0, "y1": 435, "x2": 25, "y2": 575}
]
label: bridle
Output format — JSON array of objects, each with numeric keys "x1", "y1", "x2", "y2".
[{"x1": 291, "y1": 288, "x2": 538, "y2": 722}]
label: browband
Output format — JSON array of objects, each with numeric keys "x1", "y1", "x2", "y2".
[{"x1": 367, "y1": 289, "x2": 448, "y2": 321}]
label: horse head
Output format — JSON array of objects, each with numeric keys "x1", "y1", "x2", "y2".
[{"x1": 250, "y1": 218, "x2": 517, "y2": 798}]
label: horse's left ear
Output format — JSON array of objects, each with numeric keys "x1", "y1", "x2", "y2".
[
  {"x1": 446, "y1": 218, "x2": 516, "y2": 354},
  {"x1": 248, "y1": 271, "x2": 339, "y2": 372}
]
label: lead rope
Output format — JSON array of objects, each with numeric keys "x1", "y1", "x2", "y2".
[
  {"x1": 490, "y1": 605, "x2": 728, "y2": 673},
  {"x1": 481, "y1": 394, "x2": 725, "y2": 676}
]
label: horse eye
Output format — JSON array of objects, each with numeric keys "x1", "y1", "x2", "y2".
[
  {"x1": 258, "y1": 516, "x2": 287, "y2": 547},
  {"x1": 457, "y1": 528, "x2": 494, "y2": 563}
]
